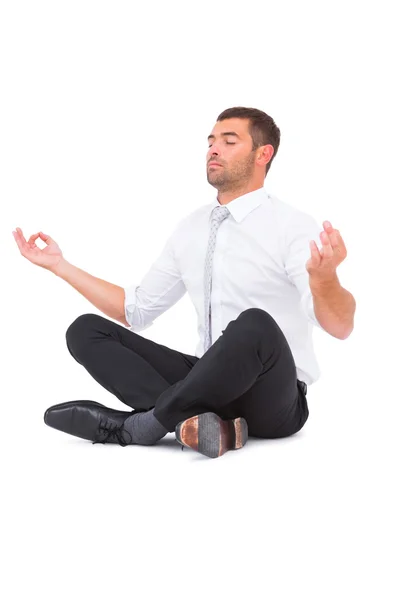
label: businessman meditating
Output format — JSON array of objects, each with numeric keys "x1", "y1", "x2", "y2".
[{"x1": 12, "y1": 106, "x2": 356, "y2": 458}]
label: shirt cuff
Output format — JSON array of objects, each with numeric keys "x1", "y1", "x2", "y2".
[
  {"x1": 301, "y1": 288, "x2": 323, "y2": 330},
  {"x1": 123, "y1": 284, "x2": 154, "y2": 332}
]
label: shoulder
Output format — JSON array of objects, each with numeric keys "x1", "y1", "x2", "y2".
[
  {"x1": 265, "y1": 193, "x2": 322, "y2": 257},
  {"x1": 267, "y1": 193, "x2": 315, "y2": 223},
  {"x1": 171, "y1": 202, "x2": 212, "y2": 235},
  {"x1": 268, "y1": 193, "x2": 320, "y2": 235}
]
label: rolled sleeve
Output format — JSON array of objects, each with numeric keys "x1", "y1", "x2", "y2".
[
  {"x1": 124, "y1": 233, "x2": 187, "y2": 331},
  {"x1": 124, "y1": 283, "x2": 154, "y2": 332},
  {"x1": 284, "y1": 211, "x2": 324, "y2": 330}
]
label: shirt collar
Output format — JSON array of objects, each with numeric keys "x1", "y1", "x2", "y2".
[{"x1": 210, "y1": 186, "x2": 268, "y2": 223}]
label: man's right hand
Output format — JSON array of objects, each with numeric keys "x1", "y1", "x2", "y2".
[{"x1": 12, "y1": 227, "x2": 64, "y2": 272}]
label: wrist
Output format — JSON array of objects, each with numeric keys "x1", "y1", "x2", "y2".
[
  {"x1": 51, "y1": 258, "x2": 70, "y2": 278},
  {"x1": 309, "y1": 271, "x2": 340, "y2": 293}
]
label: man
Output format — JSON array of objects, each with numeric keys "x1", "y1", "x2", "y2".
[{"x1": 12, "y1": 106, "x2": 356, "y2": 459}]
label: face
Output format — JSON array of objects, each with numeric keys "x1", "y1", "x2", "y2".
[{"x1": 206, "y1": 118, "x2": 258, "y2": 190}]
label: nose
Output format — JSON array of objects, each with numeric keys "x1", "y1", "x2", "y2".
[{"x1": 207, "y1": 143, "x2": 221, "y2": 160}]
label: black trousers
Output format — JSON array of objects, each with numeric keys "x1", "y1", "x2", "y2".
[{"x1": 65, "y1": 308, "x2": 309, "y2": 438}]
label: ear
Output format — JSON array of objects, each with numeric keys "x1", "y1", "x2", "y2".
[{"x1": 258, "y1": 144, "x2": 274, "y2": 164}]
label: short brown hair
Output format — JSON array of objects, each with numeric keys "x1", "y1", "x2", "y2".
[{"x1": 216, "y1": 106, "x2": 280, "y2": 178}]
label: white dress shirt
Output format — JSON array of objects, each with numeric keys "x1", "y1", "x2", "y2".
[{"x1": 124, "y1": 186, "x2": 325, "y2": 386}]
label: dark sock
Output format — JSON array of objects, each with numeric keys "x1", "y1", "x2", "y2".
[{"x1": 123, "y1": 408, "x2": 168, "y2": 445}]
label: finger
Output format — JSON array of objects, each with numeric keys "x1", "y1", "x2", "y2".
[
  {"x1": 322, "y1": 221, "x2": 340, "y2": 247},
  {"x1": 28, "y1": 233, "x2": 40, "y2": 247},
  {"x1": 13, "y1": 228, "x2": 29, "y2": 254},
  {"x1": 320, "y1": 230, "x2": 334, "y2": 257},
  {"x1": 16, "y1": 227, "x2": 31, "y2": 247},
  {"x1": 39, "y1": 232, "x2": 53, "y2": 245},
  {"x1": 12, "y1": 230, "x2": 22, "y2": 249},
  {"x1": 326, "y1": 226, "x2": 346, "y2": 253},
  {"x1": 15, "y1": 227, "x2": 25, "y2": 241},
  {"x1": 328, "y1": 229, "x2": 340, "y2": 249},
  {"x1": 336, "y1": 232, "x2": 347, "y2": 257},
  {"x1": 309, "y1": 240, "x2": 321, "y2": 265},
  {"x1": 335, "y1": 229, "x2": 346, "y2": 245}
]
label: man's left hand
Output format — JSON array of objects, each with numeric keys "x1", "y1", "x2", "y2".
[{"x1": 306, "y1": 221, "x2": 347, "y2": 282}]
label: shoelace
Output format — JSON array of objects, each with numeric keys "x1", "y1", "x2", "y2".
[{"x1": 92, "y1": 420, "x2": 132, "y2": 447}]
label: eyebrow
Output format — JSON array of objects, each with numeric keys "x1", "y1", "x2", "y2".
[{"x1": 207, "y1": 132, "x2": 240, "y2": 141}]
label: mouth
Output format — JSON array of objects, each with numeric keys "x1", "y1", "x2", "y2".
[{"x1": 208, "y1": 163, "x2": 222, "y2": 168}]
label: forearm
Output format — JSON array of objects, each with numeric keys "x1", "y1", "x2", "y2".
[
  {"x1": 52, "y1": 258, "x2": 130, "y2": 326},
  {"x1": 310, "y1": 273, "x2": 356, "y2": 340}
]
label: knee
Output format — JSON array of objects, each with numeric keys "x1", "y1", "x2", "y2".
[
  {"x1": 237, "y1": 308, "x2": 282, "y2": 339},
  {"x1": 239, "y1": 307, "x2": 276, "y2": 327},
  {"x1": 65, "y1": 313, "x2": 102, "y2": 354}
]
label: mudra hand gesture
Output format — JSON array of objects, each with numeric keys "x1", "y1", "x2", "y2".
[
  {"x1": 12, "y1": 228, "x2": 64, "y2": 271},
  {"x1": 306, "y1": 221, "x2": 347, "y2": 282}
]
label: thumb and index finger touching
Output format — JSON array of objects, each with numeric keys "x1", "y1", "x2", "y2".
[{"x1": 13, "y1": 227, "x2": 53, "y2": 246}]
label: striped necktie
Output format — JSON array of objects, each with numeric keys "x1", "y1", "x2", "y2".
[{"x1": 203, "y1": 204, "x2": 230, "y2": 353}]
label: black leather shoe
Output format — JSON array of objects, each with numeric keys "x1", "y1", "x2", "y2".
[{"x1": 44, "y1": 400, "x2": 135, "y2": 446}]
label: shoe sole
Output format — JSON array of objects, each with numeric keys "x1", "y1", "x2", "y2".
[{"x1": 175, "y1": 412, "x2": 248, "y2": 458}]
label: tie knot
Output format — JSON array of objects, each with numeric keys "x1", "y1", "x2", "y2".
[{"x1": 211, "y1": 205, "x2": 230, "y2": 224}]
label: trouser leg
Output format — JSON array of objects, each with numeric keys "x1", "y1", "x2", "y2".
[
  {"x1": 153, "y1": 308, "x2": 309, "y2": 437},
  {"x1": 65, "y1": 310, "x2": 309, "y2": 440},
  {"x1": 65, "y1": 313, "x2": 198, "y2": 412}
]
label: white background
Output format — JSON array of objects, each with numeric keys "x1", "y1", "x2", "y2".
[{"x1": 1, "y1": 1, "x2": 399, "y2": 598}]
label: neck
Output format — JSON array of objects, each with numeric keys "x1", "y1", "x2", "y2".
[{"x1": 217, "y1": 182, "x2": 264, "y2": 205}]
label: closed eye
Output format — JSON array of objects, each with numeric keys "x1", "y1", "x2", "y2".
[{"x1": 208, "y1": 142, "x2": 235, "y2": 148}]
